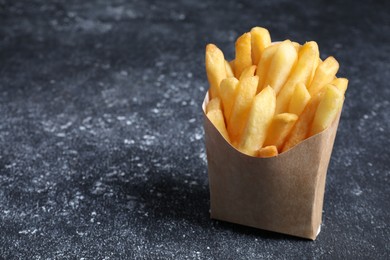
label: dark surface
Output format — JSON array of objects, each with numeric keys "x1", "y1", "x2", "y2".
[{"x1": 0, "y1": 0, "x2": 389, "y2": 259}]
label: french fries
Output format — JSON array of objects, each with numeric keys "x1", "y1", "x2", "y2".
[
  {"x1": 205, "y1": 27, "x2": 347, "y2": 157},
  {"x1": 234, "y1": 33, "x2": 252, "y2": 78},
  {"x1": 206, "y1": 97, "x2": 222, "y2": 113},
  {"x1": 288, "y1": 82, "x2": 311, "y2": 116},
  {"x1": 225, "y1": 60, "x2": 235, "y2": 78},
  {"x1": 309, "y1": 85, "x2": 344, "y2": 136},
  {"x1": 257, "y1": 145, "x2": 279, "y2": 158},
  {"x1": 255, "y1": 43, "x2": 280, "y2": 93},
  {"x1": 275, "y1": 41, "x2": 319, "y2": 114},
  {"x1": 262, "y1": 40, "x2": 298, "y2": 94},
  {"x1": 331, "y1": 77, "x2": 348, "y2": 95},
  {"x1": 292, "y1": 42, "x2": 301, "y2": 52},
  {"x1": 229, "y1": 60, "x2": 235, "y2": 75},
  {"x1": 239, "y1": 65, "x2": 257, "y2": 80},
  {"x1": 250, "y1": 27, "x2": 271, "y2": 66},
  {"x1": 308, "y1": 56, "x2": 339, "y2": 95},
  {"x1": 227, "y1": 76, "x2": 258, "y2": 144},
  {"x1": 264, "y1": 113, "x2": 298, "y2": 151},
  {"x1": 219, "y1": 77, "x2": 239, "y2": 122},
  {"x1": 238, "y1": 86, "x2": 276, "y2": 156},
  {"x1": 207, "y1": 108, "x2": 230, "y2": 142},
  {"x1": 282, "y1": 86, "x2": 328, "y2": 152},
  {"x1": 205, "y1": 44, "x2": 227, "y2": 99},
  {"x1": 309, "y1": 58, "x2": 321, "y2": 86}
]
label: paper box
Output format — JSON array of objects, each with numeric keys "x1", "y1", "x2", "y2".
[{"x1": 202, "y1": 93, "x2": 341, "y2": 240}]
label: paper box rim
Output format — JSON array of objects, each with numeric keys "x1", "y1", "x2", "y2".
[{"x1": 202, "y1": 91, "x2": 341, "y2": 240}]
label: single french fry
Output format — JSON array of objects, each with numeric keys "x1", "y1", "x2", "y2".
[
  {"x1": 281, "y1": 85, "x2": 329, "y2": 152},
  {"x1": 255, "y1": 43, "x2": 280, "y2": 93},
  {"x1": 228, "y1": 76, "x2": 259, "y2": 144},
  {"x1": 207, "y1": 109, "x2": 230, "y2": 142},
  {"x1": 239, "y1": 65, "x2": 257, "y2": 80},
  {"x1": 206, "y1": 97, "x2": 222, "y2": 113},
  {"x1": 309, "y1": 57, "x2": 322, "y2": 86},
  {"x1": 330, "y1": 77, "x2": 348, "y2": 95},
  {"x1": 288, "y1": 82, "x2": 311, "y2": 116},
  {"x1": 275, "y1": 41, "x2": 319, "y2": 114},
  {"x1": 250, "y1": 27, "x2": 271, "y2": 66},
  {"x1": 219, "y1": 77, "x2": 239, "y2": 122},
  {"x1": 257, "y1": 145, "x2": 278, "y2": 158},
  {"x1": 225, "y1": 60, "x2": 234, "y2": 78},
  {"x1": 235, "y1": 33, "x2": 252, "y2": 78},
  {"x1": 205, "y1": 44, "x2": 227, "y2": 99},
  {"x1": 309, "y1": 85, "x2": 343, "y2": 136},
  {"x1": 308, "y1": 56, "x2": 339, "y2": 95},
  {"x1": 263, "y1": 113, "x2": 298, "y2": 151},
  {"x1": 262, "y1": 40, "x2": 298, "y2": 94},
  {"x1": 238, "y1": 86, "x2": 276, "y2": 156}
]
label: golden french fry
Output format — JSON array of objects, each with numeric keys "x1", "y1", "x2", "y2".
[
  {"x1": 205, "y1": 44, "x2": 227, "y2": 99},
  {"x1": 257, "y1": 145, "x2": 278, "y2": 158},
  {"x1": 206, "y1": 97, "x2": 222, "y2": 113},
  {"x1": 235, "y1": 33, "x2": 252, "y2": 78},
  {"x1": 238, "y1": 86, "x2": 276, "y2": 156},
  {"x1": 255, "y1": 43, "x2": 280, "y2": 93},
  {"x1": 281, "y1": 85, "x2": 329, "y2": 152},
  {"x1": 288, "y1": 82, "x2": 311, "y2": 116},
  {"x1": 250, "y1": 27, "x2": 271, "y2": 66},
  {"x1": 309, "y1": 85, "x2": 343, "y2": 136},
  {"x1": 309, "y1": 57, "x2": 321, "y2": 86},
  {"x1": 225, "y1": 60, "x2": 234, "y2": 78},
  {"x1": 207, "y1": 109, "x2": 230, "y2": 142},
  {"x1": 308, "y1": 56, "x2": 339, "y2": 95},
  {"x1": 263, "y1": 40, "x2": 297, "y2": 94},
  {"x1": 263, "y1": 113, "x2": 298, "y2": 151},
  {"x1": 275, "y1": 41, "x2": 319, "y2": 114},
  {"x1": 330, "y1": 77, "x2": 348, "y2": 95},
  {"x1": 239, "y1": 65, "x2": 257, "y2": 80},
  {"x1": 228, "y1": 76, "x2": 259, "y2": 144},
  {"x1": 219, "y1": 77, "x2": 239, "y2": 122}
]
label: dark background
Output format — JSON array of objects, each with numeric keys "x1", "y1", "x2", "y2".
[{"x1": 0, "y1": 0, "x2": 389, "y2": 259}]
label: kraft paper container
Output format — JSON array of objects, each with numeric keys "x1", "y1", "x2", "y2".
[{"x1": 202, "y1": 93, "x2": 341, "y2": 240}]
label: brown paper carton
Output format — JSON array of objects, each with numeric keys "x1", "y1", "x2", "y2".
[{"x1": 202, "y1": 93, "x2": 341, "y2": 240}]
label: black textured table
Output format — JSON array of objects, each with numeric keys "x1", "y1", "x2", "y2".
[{"x1": 1, "y1": 0, "x2": 389, "y2": 259}]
